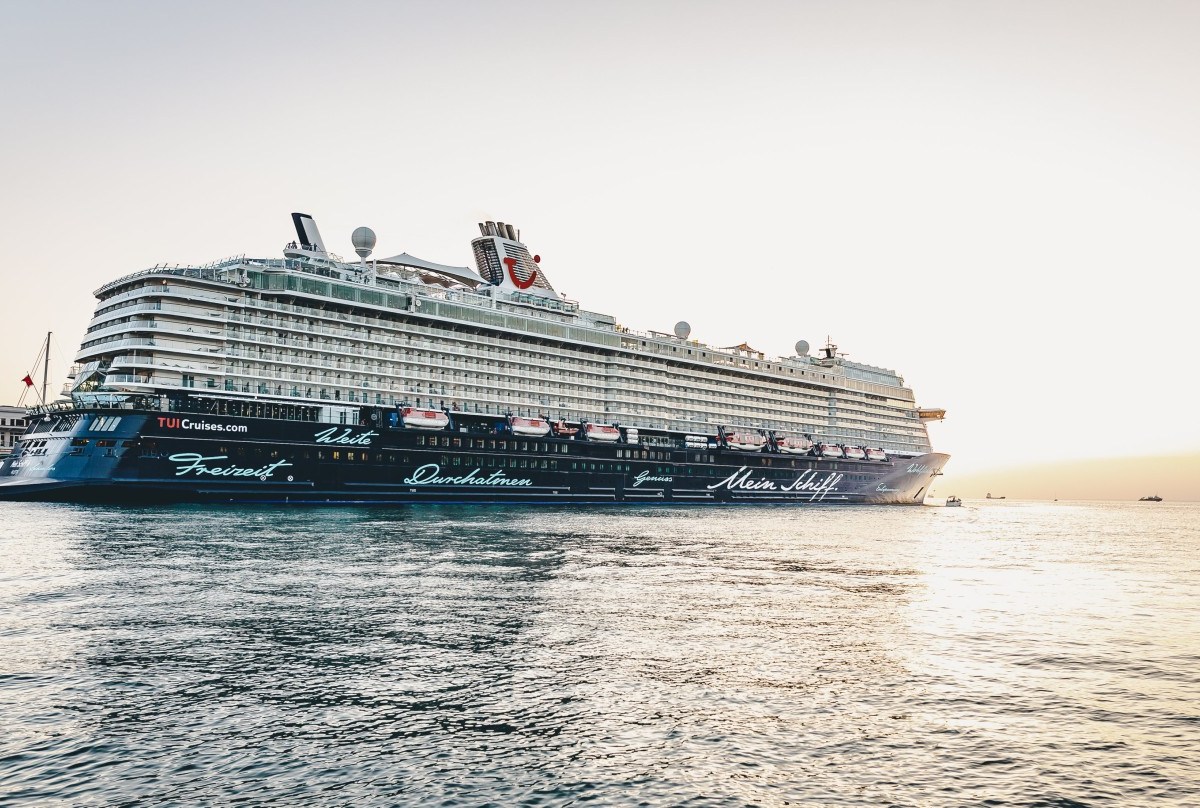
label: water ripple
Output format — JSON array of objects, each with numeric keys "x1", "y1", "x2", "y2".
[{"x1": 0, "y1": 501, "x2": 1197, "y2": 805}]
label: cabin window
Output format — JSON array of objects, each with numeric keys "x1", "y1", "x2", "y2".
[{"x1": 332, "y1": 451, "x2": 341, "y2": 460}]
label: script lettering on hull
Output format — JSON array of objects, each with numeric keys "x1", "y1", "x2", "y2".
[
  {"x1": 315, "y1": 427, "x2": 378, "y2": 446},
  {"x1": 632, "y1": 471, "x2": 673, "y2": 487},
  {"x1": 169, "y1": 453, "x2": 292, "y2": 480},
  {"x1": 707, "y1": 466, "x2": 844, "y2": 501},
  {"x1": 403, "y1": 463, "x2": 533, "y2": 487}
]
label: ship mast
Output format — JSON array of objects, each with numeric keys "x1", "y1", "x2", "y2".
[{"x1": 41, "y1": 331, "x2": 50, "y2": 406}]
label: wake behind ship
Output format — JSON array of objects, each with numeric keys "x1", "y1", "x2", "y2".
[{"x1": 0, "y1": 214, "x2": 948, "y2": 505}]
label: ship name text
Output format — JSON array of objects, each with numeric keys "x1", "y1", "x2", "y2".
[{"x1": 707, "y1": 467, "x2": 844, "y2": 498}]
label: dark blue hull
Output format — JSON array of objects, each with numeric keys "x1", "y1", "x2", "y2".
[{"x1": 0, "y1": 407, "x2": 947, "y2": 506}]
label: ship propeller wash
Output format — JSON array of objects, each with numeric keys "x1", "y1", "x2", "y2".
[{"x1": 0, "y1": 214, "x2": 947, "y2": 504}]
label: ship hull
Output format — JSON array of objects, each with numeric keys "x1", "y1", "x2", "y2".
[{"x1": 0, "y1": 409, "x2": 947, "y2": 506}]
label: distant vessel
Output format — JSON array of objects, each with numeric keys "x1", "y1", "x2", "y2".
[
  {"x1": 1138, "y1": 495, "x2": 1163, "y2": 502},
  {"x1": 945, "y1": 496, "x2": 962, "y2": 507},
  {"x1": 0, "y1": 212, "x2": 948, "y2": 505},
  {"x1": 986, "y1": 492, "x2": 1006, "y2": 500}
]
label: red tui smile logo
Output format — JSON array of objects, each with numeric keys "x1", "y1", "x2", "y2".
[{"x1": 502, "y1": 257, "x2": 538, "y2": 289}]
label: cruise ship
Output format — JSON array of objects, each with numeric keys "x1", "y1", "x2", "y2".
[{"x1": 0, "y1": 214, "x2": 948, "y2": 504}]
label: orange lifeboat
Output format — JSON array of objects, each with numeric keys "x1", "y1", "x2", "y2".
[
  {"x1": 777, "y1": 435, "x2": 813, "y2": 454},
  {"x1": 401, "y1": 407, "x2": 450, "y2": 430},
  {"x1": 843, "y1": 446, "x2": 866, "y2": 461},
  {"x1": 725, "y1": 431, "x2": 767, "y2": 451},
  {"x1": 817, "y1": 443, "x2": 844, "y2": 459},
  {"x1": 585, "y1": 424, "x2": 620, "y2": 442},
  {"x1": 865, "y1": 447, "x2": 888, "y2": 462},
  {"x1": 510, "y1": 416, "x2": 550, "y2": 437}
]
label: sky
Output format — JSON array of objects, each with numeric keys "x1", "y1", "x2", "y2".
[{"x1": 1, "y1": 1, "x2": 1197, "y2": 493}]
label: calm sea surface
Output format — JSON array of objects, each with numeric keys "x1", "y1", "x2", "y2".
[{"x1": 1, "y1": 500, "x2": 1197, "y2": 806}]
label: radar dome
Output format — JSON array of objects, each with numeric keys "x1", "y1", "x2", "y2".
[
  {"x1": 674, "y1": 321, "x2": 692, "y2": 340},
  {"x1": 795, "y1": 340, "x2": 810, "y2": 356},
  {"x1": 351, "y1": 226, "x2": 377, "y2": 259}
]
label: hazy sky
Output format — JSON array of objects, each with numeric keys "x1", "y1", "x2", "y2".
[{"x1": 2, "y1": 0, "x2": 1197, "y2": 479}]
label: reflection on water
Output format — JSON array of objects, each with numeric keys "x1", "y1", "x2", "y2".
[{"x1": 1, "y1": 502, "x2": 1197, "y2": 805}]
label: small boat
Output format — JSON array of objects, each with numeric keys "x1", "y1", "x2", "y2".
[
  {"x1": 865, "y1": 447, "x2": 888, "y2": 462},
  {"x1": 986, "y1": 492, "x2": 1006, "y2": 500},
  {"x1": 584, "y1": 424, "x2": 620, "y2": 442},
  {"x1": 401, "y1": 407, "x2": 449, "y2": 430},
  {"x1": 945, "y1": 496, "x2": 962, "y2": 507},
  {"x1": 552, "y1": 420, "x2": 578, "y2": 437},
  {"x1": 510, "y1": 416, "x2": 550, "y2": 437},
  {"x1": 725, "y1": 431, "x2": 766, "y2": 451},
  {"x1": 817, "y1": 443, "x2": 844, "y2": 459},
  {"x1": 777, "y1": 435, "x2": 813, "y2": 454},
  {"x1": 842, "y1": 446, "x2": 866, "y2": 461},
  {"x1": 1138, "y1": 494, "x2": 1163, "y2": 502}
]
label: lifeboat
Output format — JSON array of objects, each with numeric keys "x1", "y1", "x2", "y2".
[
  {"x1": 817, "y1": 443, "x2": 844, "y2": 459},
  {"x1": 585, "y1": 424, "x2": 620, "y2": 442},
  {"x1": 865, "y1": 447, "x2": 888, "y2": 462},
  {"x1": 776, "y1": 436, "x2": 813, "y2": 454},
  {"x1": 623, "y1": 427, "x2": 640, "y2": 444},
  {"x1": 553, "y1": 420, "x2": 578, "y2": 437},
  {"x1": 843, "y1": 446, "x2": 866, "y2": 461},
  {"x1": 401, "y1": 407, "x2": 449, "y2": 430},
  {"x1": 725, "y1": 431, "x2": 766, "y2": 451},
  {"x1": 510, "y1": 416, "x2": 550, "y2": 437}
]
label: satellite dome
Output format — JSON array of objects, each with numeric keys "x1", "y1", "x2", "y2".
[
  {"x1": 351, "y1": 226, "x2": 377, "y2": 259},
  {"x1": 795, "y1": 340, "x2": 810, "y2": 356},
  {"x1": 674, "y1": 321, "x2": 692, "y2": 340}
]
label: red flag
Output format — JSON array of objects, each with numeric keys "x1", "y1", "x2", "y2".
[{"x1": 21, "y1": 375, "x2": 33, "y2": 387}]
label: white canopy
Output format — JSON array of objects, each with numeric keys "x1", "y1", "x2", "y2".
[{"x1": 376, "y1": 253, "x2": 485, "y2": 287}]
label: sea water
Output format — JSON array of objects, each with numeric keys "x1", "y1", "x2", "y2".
[{"x1": 1, "y1": 501, "x2": 1197, "y2": 806}]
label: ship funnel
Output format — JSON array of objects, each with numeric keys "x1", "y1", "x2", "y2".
[
  {"x1": 504, "y1": 223, "x2": 517, "y2": 241},
  {"x1": 291, "y1": 212, "x2": 327, "y2": 253},
  {"x1": 478, "y1": 222, "x2": 488, "y2": 237},
  {"x1": 485, "y1": 221, "x2": 497, "y2": 237},
  {"x1": 496, "y1": 222, "x2": 507, "y2": 239}
]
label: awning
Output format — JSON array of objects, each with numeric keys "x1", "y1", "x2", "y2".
[{"x1": 376, "y1": 253, "x2": 486, "y2": 287}]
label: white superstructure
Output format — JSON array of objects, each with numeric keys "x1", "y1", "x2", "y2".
[{"x1": 69, "y1": 215, "x2": 937, "y2": 454}]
